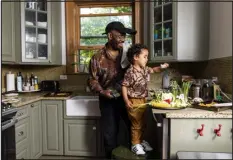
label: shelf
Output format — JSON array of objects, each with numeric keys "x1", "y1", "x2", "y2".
[
  {"x1": 38, "y1": 42, "x2": 48, "y2": 45},
  {"x1": 164, "y1": 37, "x2": 172, "y2": 41},
  {"x1": 26, "y1": 41, "x2": 36, "y2": 44},
  {"x1": 154, "y1": 5, "x2": 162, "y2": 9},
  {"x1": 25, "y1": 25, "x2": 36, "y2": 28},
  {"x1": 37, "y1": 10, "x2": 47, "y2": 14},
  {"x1": 154, "y1": 39, "x2": 162, "y2": 42},
  {"x1": 163, "y1": 2, "x2": 172, "y2": 7},
  {"x1": 164, "y1": 19, "x2": 172, "y2": 24},
  {"x1": 25, "y1": 8, "x2": 47, "y2": 14},
  {"x1": 155, "y1": 22, "x2": 162, "y2": 25}
]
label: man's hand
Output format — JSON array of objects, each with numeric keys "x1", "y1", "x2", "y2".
[
  {"x1": 125, "y1": 99, "x2": 133, "y2": 109},
  {"x1": 100, "y1": 89, "x2": 113, "y2": 99}
]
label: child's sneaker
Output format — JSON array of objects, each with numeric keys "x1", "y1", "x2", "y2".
[
  {"x1": 141, "y1": 140, "x2": 153, "y2": 151},
  {"x1": 131, "y1": 144, "x2": 146, "y2": 155}
]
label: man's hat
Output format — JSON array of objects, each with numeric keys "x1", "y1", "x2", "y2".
[{"x1": 102, "y1": 21, "x2": 137, "y2": 35}]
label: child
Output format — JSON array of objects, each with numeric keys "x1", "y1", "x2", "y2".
[{"x1": 122, "y1": 44, "x2": 169, "y2": 155}]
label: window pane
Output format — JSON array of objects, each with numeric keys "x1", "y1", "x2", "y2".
[
  {"x1": 80, "y1": 15, "x2": 132, "y2": 37},
  {"x1": 79, "y1": 50, "x2": 96, "y2": 65},
  {"x1": 76, "y1": 50, "x2": 97, "y2": 73},
  {"x1": 80, "y1": 7, "x2": 132, "y2": 14},
  {"x1": 80, "y1": 37, "x2": 107, "y2": 46}
]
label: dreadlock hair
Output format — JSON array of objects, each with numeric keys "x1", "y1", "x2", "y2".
[{"x1": 127, "y1": 43, "x2": 149, "y2": 64}]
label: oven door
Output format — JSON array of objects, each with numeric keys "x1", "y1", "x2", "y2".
[{"x1": 2, "y1": 118, "x2": 18, "y2": 160}]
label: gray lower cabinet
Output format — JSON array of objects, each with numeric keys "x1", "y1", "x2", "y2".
[
  {"x1": 2, "y1": 1, "x2": 16, "y2": 62},
  {"x1": 170, "y1": 119, "x2": 232, "y2": 159},
  {"x1": 15, "y1": 116, "x2": 30, "y2": 159},
  {"x1": 41, "y1": 100, "x2": 64, "y2": 155},
  {"x1": 29, "y1": 101, "x2": 43, "y2": 159},
  {"x1": 64, "y1": 119, "x2": 98, "y2": 156}
]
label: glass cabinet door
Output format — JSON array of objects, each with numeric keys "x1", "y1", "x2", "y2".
[
  {"x1": 21, "y1": 1, "x2": 51, "y2": 63},
  {"x1": 150, "y1": 0, "x2": 174, "y2": 61}
]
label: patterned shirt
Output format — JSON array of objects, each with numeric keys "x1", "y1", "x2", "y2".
[
  {"x1": 88, "y1": 43, "x2": 127, "y2": 93},
  {"x1": 122, "y1": 65, "x2": 150, "y2": 98}
]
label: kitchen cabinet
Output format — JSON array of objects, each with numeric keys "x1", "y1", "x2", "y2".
[
  {"x1": 151, "y1": 114, "x2": 232, "y2": 159},
  {"x1": 29, "y1": 101, "x2": 42, "y2": 159},
  {"x1": 64, "y1": 119, "x2": 99, "y2": 156},
  {"x1": 20, "y1": 1, "x2": 52, "y2": 63},
  {"x1": 170, "y1": 119, "x2": 232, "y2": 159},
  {"x1": 41, "y1": 100, "x2": 64, "y2": 155},
  {"x1": 15, "y1": 116, "x2": 30, "y2": 159},
  {"x1": 2, "y1": 1, "x2": 16, "y2": 62},
  {"x1": 144, "y1": 0, "x2": 209, "y2": 62},
  {"x1": 2, "y1": 1, "x2": 63, "y2": 65}
]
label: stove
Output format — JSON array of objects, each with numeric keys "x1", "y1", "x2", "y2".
[
  {"x1": 1, "y1": 102, "x2": 18, "y2": 160},
  {"x1": 2, "y1": 102, "x2": 18, "y2": 117}
]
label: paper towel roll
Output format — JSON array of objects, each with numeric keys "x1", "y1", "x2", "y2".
[{"x1": 6, "y1": 73, "x2": 15, "y2": 91}]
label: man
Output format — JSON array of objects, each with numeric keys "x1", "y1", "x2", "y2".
[{"x1": 88, "y1": 21, "x2": 136, "y2": 159}]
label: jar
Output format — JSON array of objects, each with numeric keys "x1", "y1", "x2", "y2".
[{"x1": 201, "y1": 79, "x2": 212, "y2": 102}]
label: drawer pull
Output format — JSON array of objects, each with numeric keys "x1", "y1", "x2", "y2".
[
  {"x1": 17, "y1": 112, "x2": 23, "y2": 116},
  {"x1": 18, "y1": 131, "x2": 24, "y2": 136},
  {"x1": 31, "y1": 104, "x2": 34, "y2": 107},
  {"x1": 214, "y1": 124, "x2": 222, "y2": 137},
  {"x1": 93, "y1": 126, "x2": 96, "y2": 130},
  {"x1": 197, "y1": 124, "x2": 204, "y2": 136}
]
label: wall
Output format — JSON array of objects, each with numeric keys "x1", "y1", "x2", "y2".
[
  {"x1": 190, "y1": 56, "x2": 232, "y2": 94},
  {"x1": 2, "y1": 65, "x2": 66, "y2": 91},
  {"x1": 209, "y1": 2, "x2": 232, "y2": 59}
]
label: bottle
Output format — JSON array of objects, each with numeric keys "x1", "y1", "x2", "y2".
[
  {"x1": 212, "y1": 77, "x2": 221, "y2": 101},
  {"x1": 30, "y1": 73, "x2": 35, "y2": 86},
  {"x1": 34, "y1": 76, "x2": 39, "y2": 90},
  {"x1": 16, "y1": 72, "x2": 23, "y2": 91},
  {"x1": 201, "y1": 79, "x2": 212, "y2": 102}
]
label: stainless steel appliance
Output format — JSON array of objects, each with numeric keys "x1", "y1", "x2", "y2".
[{"x1": 1, "y1": 102, "x2": 18, "y2": 160}]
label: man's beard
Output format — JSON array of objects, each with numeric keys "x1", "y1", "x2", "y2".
[{"x1": 109, "y1": 39, "x2": 123, "y2": 51}]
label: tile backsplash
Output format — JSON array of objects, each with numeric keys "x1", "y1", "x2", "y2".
[
  {"x1": 2, "y1": 64, "x2": 66, "y2": 90},
  {"x1": 2, "y1": 56, "x2": 232, "y2": 94}
]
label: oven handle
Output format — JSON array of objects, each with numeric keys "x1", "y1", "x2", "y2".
[{"x1": 2, "y1": 119, "x2": 18, "y2": 131}]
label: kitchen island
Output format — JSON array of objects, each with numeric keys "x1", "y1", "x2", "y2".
[{"x1": 150, "y1": 107, "x2": 232, "y2": 159}]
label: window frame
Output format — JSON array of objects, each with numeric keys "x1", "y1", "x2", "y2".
[
  {"x1": 76, "y1": 3, "x2": 133, "y2": 50},
  {"x1": 65, "y1": 1, "x2": 141, "y2": 73}
]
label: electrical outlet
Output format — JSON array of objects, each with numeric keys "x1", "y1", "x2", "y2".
[{"x1": 60, "y1": 75, "x2": 67, "y2": 80}]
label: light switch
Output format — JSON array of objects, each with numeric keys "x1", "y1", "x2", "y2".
[{"x1": 60, "y1": 75, "x2": 67, "y2": 80}]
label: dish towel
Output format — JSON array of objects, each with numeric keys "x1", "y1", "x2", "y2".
[{"x1": 121, "y1": 41, "x2": 131, "y2": 69}]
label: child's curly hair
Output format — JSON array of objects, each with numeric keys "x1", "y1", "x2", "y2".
[{"x1": 127, "y1": 43, "x2": 149, "y2": 64}]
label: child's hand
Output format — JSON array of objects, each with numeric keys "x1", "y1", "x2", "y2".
[
  {"x1": 160, "y1": 63, "x2": 169, "y2": 69},
  {"x1": 125, "y1": 100, "x2": 133, "y2": 109}
]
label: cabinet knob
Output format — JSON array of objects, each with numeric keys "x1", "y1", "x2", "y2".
[
  {"x1": 93, "y1": 126, "x2": 96, "y2": 130},
  {"x1": 31, "y1": 104, "x2": 34, "y2": 107},
  {"x1": 197, "y1": 124, "x2": 204, "y2": 136},
  {"x1": 18, "y1": 131, "x2": 24, "y2": 136},
  {"x1": 214, "y1": 124, "x2": 222, "y2": 137}
]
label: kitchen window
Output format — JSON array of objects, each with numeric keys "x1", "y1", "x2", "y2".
[
  {"x1": 66, "y1": 2, "x2": 141, "y2": 73},
  {"x1": 76, "y1": 4, "x2": 133, "y2": 73}
]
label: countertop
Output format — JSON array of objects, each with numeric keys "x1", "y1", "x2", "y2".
[
  {"x1": 2, "y1": 91, "x2": 96, "y2": 108},
  {"x1": 3, "y1": 92, "x2": 232, "y2": 119},
  {"x1": 152, "y1": 107, "x2": 232, "y2": 118}
]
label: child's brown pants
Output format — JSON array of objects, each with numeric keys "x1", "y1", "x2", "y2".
[{"x1": 127, "y1": 98, "x2": 146, "y2": 145}]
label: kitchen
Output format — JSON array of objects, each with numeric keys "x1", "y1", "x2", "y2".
[{"x1": 1, "y1": 0, "x2": 232, "y2": 160}]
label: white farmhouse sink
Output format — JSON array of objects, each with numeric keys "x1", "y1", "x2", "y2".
[{"x1": 65, "y1": 96, "x2": 100, "y2": 117}]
